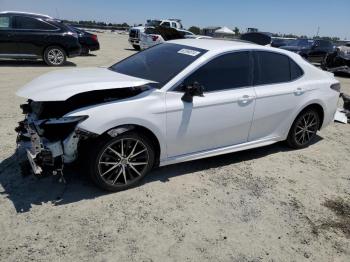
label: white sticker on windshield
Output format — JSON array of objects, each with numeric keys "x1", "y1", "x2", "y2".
[{"x1": 178, "y1": 49, "x2": 201, "y2": 57}]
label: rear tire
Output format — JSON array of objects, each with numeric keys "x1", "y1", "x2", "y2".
[
  {"x1": 81, "y1": 47, "x2": 89, "y2": 55},
  {"x1": 43, "y1": 46, "x2": 66, "y2": 66},
  {"x1": 87, "y1": 132, "x2": 155, "y2": 192},
  {"x1": 286, "y1": 109, "x2": 320, "y2": 149}
]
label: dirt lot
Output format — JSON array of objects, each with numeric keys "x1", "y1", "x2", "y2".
[{"x1": 1, "y1": 33, "x2": 350, "y2": 262}]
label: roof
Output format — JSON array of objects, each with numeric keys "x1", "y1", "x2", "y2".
[
  {"x1": 0, "y1": 11, "x2": 53, "y2": 19},
  {"x1": 166, "y1": 39, "x2": 304, "y2": 62},
  {"x1": 168, "y1": 38, "x2": 257, "y2": 51}
]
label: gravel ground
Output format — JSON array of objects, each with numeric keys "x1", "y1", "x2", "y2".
[{"x1": 0, "y1": 33, "x2": 350, "y2": 262}]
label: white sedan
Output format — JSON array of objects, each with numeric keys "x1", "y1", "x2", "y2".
[{"x1": 16, "y1": 39, "x2": 340, "y2": 191}]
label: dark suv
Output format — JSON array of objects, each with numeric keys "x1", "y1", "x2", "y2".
[
  {"x1": 281, "y1": 39, "x2": 335, "y2": 63},
  {"x1": 0, "y1": 11, "x2": 81, "y2": 66}
]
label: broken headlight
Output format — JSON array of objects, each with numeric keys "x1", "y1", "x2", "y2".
[{"x1": 39, "y1": 115, "x2": 88, "y2": 141}]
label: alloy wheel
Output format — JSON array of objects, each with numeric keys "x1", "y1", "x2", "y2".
[
  {"x1": 47, "y1": 48, "x2": 65, "y2": 65},
  {"x1": 294, "y1": 112, "x2": 318, "y2": 146},
  {"x1": 98, "y1": 138, "x2": 149, "y2": 186}
]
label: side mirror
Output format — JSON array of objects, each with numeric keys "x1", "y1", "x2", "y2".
[{"x1": 181, "y1": 81, "x2": 204, "y2": 103}]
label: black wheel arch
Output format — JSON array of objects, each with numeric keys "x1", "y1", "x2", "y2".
[
  {"x1": 294, "y1": 103, "x2": 325, "y2": 130},
  {"x1": 79, "y1": 124, "x2": 161, "y2": 167}
]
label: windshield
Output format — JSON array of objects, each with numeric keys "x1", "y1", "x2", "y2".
[
  {"x1": 289, "y1": 39, "x2": 314, "y2": 47},
  {"x1": 109, "y1": 43, "x2": 207, "y2": 88}
]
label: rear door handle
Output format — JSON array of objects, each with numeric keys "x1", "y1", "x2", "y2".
[
  {"x1": 294, "y1": 87, "x2": 305, "y2": 95},
  {"x1": 238, "y1": 95, "x2": 255, "y2": 103}
]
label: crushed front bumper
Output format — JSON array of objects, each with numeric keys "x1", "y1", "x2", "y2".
[{"x1": 16, "y1": 120, "x2": 65, "y2": 177}]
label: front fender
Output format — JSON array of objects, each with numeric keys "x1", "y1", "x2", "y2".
[{"x1": 68, "y1": 91, "x2": 167, "y2": 160}]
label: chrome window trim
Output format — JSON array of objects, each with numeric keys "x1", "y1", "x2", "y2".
[
  {"x1": 168, "y1": 48, "x2": 305, "y2": 94},
  {"x1": 12, "y1": 16, "x2": 60, "y2": 32}
]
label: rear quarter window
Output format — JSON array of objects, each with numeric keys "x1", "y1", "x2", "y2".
[{"x1": 290, "y1": 59, "x2": 303, "y2": 80}]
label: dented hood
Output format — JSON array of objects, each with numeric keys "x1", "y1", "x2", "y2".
[{"x1": 16, "y1": 67, "x2": 156, "y2": 101}]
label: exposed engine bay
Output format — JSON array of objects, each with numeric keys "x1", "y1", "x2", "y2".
[{"x1": 16, "y1": 86, "x2": 149, "y2": 178}]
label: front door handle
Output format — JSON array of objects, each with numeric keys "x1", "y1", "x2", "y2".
[{"x1": 238, "y1": 95, "x2": 255, "y2": 104}]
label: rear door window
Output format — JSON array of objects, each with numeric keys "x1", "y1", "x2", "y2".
[
  {"x1": 254, "y1": 51, "x2": 291, "y2": 85},
  {"x1": 14, "y1": 16, "x2": 56, "y2": 30},
  {"x1": 0, "y1": 16, "x2": 11, "y2": 29},
  {"x1": 253, "y1": 51, "x2": 303, "y2": 85}
]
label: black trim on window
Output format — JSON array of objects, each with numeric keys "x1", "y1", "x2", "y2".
[{"x1": 173, "y1": 50, "x2": 255, "y2": 93}]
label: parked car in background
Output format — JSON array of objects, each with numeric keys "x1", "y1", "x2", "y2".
[
  {"x1": 140, "y1": 26, "x2": 185, "y2": 50},
  {"x1": 322, "y1": 42, "x2": 350, "y2": 74},
  {"x1": 140, "y1": 27, "x2": 211, "y2": 50},
  {"x1": 281, "y1": 39, "x2": 335, "y2": 63},
  {"x1": 178, "y1": 29, "x2": 212, "y2": 39},
  {"x1": 67, "y1": 26, "x2": 100, "y2": 55},
  {"x1": 178, "y1": 29, "x2": 195, "y2": 38},
  {"x1": 240, "y1": 32, "x2": 272, "y2": 46},
  {"x1": 128, "y1": 26, "x2": 145, "y2": 50},
  {"x1": 146, "y1": 19, "x2": 183, "y2": 29},
  {"x1": 129, "y1": 19, "x2": 183, "y2": 50},
  {"x1": 0, "y1": 11, "x2": 81, "y2": 66},
  {"x1": 16, "y1": 39, "x2": 340, "y2": 191},
  {"x1": 271, "y1": 37, "x2": 295, "y2": 48}
]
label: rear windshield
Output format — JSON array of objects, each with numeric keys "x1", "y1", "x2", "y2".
[{"x1": 109, "y1": 43, "x2": 207, "y2": 88}]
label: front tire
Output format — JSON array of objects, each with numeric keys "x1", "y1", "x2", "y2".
[
  {"x1": 132, "y1": 45, "x2": 141, "y2": 51},
  {"x1": 43, "y1": 46, "x2": 67, "y2": 66},
  {"x1": 287, "y1": 109, "x2": 320, "y2": 149},
  {"x1": 88, "y1": 132, "x2": 155, "y2": 192}
]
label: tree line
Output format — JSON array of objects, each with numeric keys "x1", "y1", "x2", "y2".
[{"x1": 62, "y1": 20, "x2": 130, "y2": 28}]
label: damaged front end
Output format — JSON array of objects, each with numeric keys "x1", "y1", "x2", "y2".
[
  {"x1": 16, "y1": 106, "x2": 91, "y2": 178},
  {"x1": 322, "y1": 45, "x2": 350, "y2": 74},
  {"x1": 16, "y1": 86, "x2": 147, "y2": 178}
]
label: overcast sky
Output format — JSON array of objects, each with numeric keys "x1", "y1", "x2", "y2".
[{"x1": 1, "y1": 0, "x2": 349, "y2": 39}]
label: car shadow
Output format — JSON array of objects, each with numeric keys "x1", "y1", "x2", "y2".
[
  {"x1": 79, "y1": 53, "x2": 97, "y2": 57},
  {"x1": 0, "y1": 60, "x2": 77, "y2": 67},
  {"x1": 0, "y1": 136, "x2": 323, "y2": 213},
  {"x1": 124, "y1": 48, "x2": 138, "y2": 52}
]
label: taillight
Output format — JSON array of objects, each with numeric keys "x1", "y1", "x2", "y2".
[
  {"x1": 152, "y1": 35, "x2": 159, "y2": 41},
  {"x1": 91, "y1": 34, "x2": 98, "y2": 42},
  {"x1": 330, "y1": 83, "x2": 341, "y2": 92}
]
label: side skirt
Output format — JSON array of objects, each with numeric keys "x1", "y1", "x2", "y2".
[
  {"x1": 0, "y1": 54, "x2": 40, "y2": 59},
  {"x1": 159, "y1": 136, "x2": 281, "y2": 167}
]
